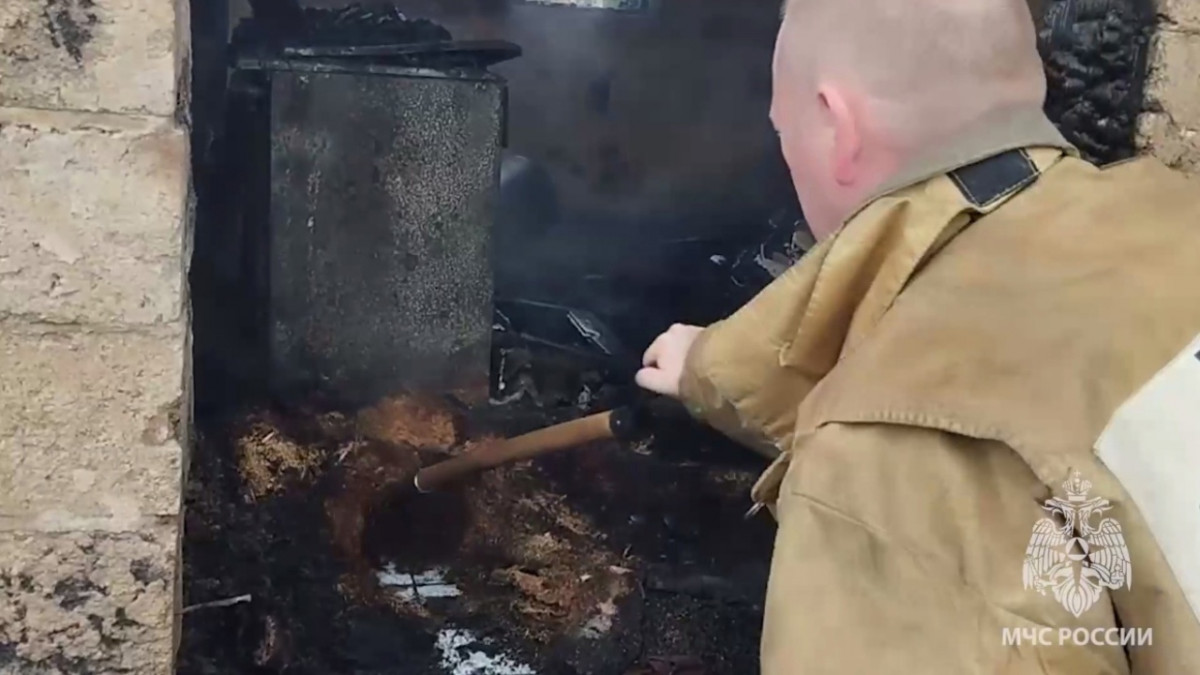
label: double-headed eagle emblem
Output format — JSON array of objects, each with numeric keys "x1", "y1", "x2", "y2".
[{"x1": 1022, "y1": 471, "x2": 1132, "y2": 617}]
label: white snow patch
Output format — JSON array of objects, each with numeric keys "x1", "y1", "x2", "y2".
[
  {"x1": 376, "y1": 564, "x2": 462, "y2": 601},
  {"x1": 436, "y1": 628, "x2": 536, "y2": 675},
  {"x1": 411, "y1": 570, "x2": 447, "y2": 585},
  {"x1": 376, "y1": 563, "x2": 413, "y2": 588},
  {"x1": 418, "y1": 583, "x2": 463, "y2": 598}
]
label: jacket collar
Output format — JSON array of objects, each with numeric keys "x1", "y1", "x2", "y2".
[
  {"x1": 779, "y1": 109, "x2": 1073, "y2": 383},
  {"x1": 845, "y1": 106, "x2": 1076, "y2": 223},
  {"x1": 748, "y1": 109, "x2": 1075, "y2": 509}
]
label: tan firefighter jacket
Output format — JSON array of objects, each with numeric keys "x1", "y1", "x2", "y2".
[{"x1": 678, "y1": 106, "x2": 1200, "y2": 674}]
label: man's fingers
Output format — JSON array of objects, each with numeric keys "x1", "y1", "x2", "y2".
[
  {"x1": 642, "y1": 333, "x2": 667, "y2": 368},
  {"x1": 636, "y1": 324, "x2": 699, "y2": 397},
  {"x1": 634, "y1": 367, "x2": 674, "y2": 396}
]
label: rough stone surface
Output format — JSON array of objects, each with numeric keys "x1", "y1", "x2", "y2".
[
  {"x1": 0, "y1": 325, "x2": 184, "y2": 532},
  {"x1": 1161, "y1": 0, "x2": 1200, "y2": 30},
  {"x1": 0, "y1": 0, "x2": 180, "y2": 115},
  {"x1": 1140, "y1": 28, "x2": 1200, "y2": 171},
  {"x1": 1138, "y1": 110, "x2": 1200, "y2": 171},
  {"x1": 0, "y1": 526, "x2": 177, "y2": 675},
  {"x1": 0, "y1": 112, "x2": 187, "y2": 326},
  {"x1": 1147, "y1": 30, "x2": 1200, "y2": 127},
  {"x1": 0, "y1": 0, "x2": 189, "y2": 674}
]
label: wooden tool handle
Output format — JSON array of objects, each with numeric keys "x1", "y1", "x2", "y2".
[{"x1": 413, "y1": 409, "x2": 617, "y2": 493}]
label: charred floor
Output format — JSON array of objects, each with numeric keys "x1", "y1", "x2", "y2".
[{"x1": 177, "y1": 390, "x2": 777, "y2": 675}]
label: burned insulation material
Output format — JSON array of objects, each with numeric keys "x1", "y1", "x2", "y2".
[
  {"x1": 178, "y1": 394, "x2": 774, "y2": 675},
  {"x1": 233, "y1": 3, "x2": 523, "y2": 70},
  {"x1": 1037, "y1": 0, "x2": 1154, "y2": 165},
  {"x1": 234, "y1": 2, "x2": 450, "y2": 49}
]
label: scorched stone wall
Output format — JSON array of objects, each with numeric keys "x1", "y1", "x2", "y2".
[
  {"x1": 0, "y1": 0, "x2": 191, "y2": 672},
  {"x1": 1141, "y1": 0, "x2": 1200, "y2": 171}
]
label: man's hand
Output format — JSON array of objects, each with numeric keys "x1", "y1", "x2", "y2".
[{"x1": 636, "y1": 324, "x2": 703, "y2": 398}]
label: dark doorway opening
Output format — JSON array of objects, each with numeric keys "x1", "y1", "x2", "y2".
[{"x1": 178, "y1": 1, "x2": 1155, "y2": 673}]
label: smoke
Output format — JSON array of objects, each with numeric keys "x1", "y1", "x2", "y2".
[
  {"x1": 228, "y1": 0, "x2": 794, "y2": 353},
  {"x1": 377, "y1": 1, "x2": 790, "y2": 304}
]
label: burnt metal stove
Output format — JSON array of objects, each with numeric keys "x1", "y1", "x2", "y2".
[{"x1": 224, "y1": 4, "x2": 521, "y2": 408}]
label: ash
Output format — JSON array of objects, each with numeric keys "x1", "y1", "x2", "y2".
[
  {"x1": 178, "y1": 386, "x2": 774, "y2": 675},
  {"x1": 437, "y1": 629, "x2": 537, "y2": 675}
]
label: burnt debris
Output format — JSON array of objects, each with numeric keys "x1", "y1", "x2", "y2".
[
  {"x1": 285, "y1": 3, "x2": 451, "y2": 45},
  {"x1": 1037, "y1": 0, "x2": 1155, "y2": 165},
  {"x1": 234, "y1": 2, "x2": 521, "y2": 70},
  {"x1": 237, "y1": 2, "x2": 447, "y2": 47},
  {"x1": 178, "y1": 395, "x2": 773, "y2": 675},
  {"x1": 489, "y1": 205, "x2": 809, "y2": 412}
]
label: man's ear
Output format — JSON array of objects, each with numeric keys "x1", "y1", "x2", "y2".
[{"x1": 817, "y1": 86, "x2": 860, "y2": 187}]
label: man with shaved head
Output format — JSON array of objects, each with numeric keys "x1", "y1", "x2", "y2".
[{"x1": 638, "y1": 1, "x2": 1200, "y2": 672}]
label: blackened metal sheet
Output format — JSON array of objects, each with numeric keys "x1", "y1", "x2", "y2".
[{"x1": 267, "y1": 66, "x2": 503, "y2": 404}]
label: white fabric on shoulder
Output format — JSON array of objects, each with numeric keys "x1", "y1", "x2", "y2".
[{"x1": 1096, "y1": 331, "x2": 1200, "y2": 625}]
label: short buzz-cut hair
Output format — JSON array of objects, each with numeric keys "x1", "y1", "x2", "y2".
[{"x1": 774, "y1": 0, "x2": 1047, "y2": 146}]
